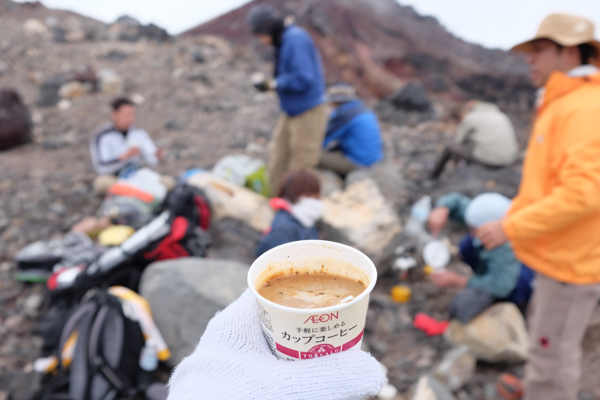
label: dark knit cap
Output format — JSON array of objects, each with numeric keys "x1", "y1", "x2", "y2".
[{"x1": 246, "y1": 5, "x2": 281, "y2": 34}]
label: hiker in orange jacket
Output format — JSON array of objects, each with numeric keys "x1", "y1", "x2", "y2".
[{"x1": 476, "y1": 14, "x2": 600, "y2": 400}]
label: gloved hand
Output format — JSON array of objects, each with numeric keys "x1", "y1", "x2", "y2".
[
  {"x1": 168, "y1": 290, "x2": 386, "y2": 400},
  {"x1": 253, "y1": 79, "x2": 276, "y2": 92}
]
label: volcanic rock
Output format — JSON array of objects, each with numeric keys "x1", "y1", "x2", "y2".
[
  {"x1": 140, "y1": 257, "x2": 248, "y2": 366},
  {"x1": 0, "y1": 90, "x2": 32, "y2": 151},
  {"x1": 444, "y1": 303, "x2": 528, "y2": 363},
  {"x1": 322, "y1": 178, "x2": 402, "y2": 273}
]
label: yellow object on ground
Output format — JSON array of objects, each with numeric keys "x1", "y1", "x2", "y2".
[
  {"x1": 423, "y1": 265, "x2": 434, "y2": 276},
  {"x1": 391, "y1": 285, "x2": 411, "y2": 303},
  {"x1": 98, "y1": 225, "x2": 135, "y2": 246}
]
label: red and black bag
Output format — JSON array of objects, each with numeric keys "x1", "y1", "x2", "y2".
[{"x1": 142, "y1": 185, "x2": 212, "y2": 262}]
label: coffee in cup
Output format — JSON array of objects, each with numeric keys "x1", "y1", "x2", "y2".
[{"x1": 248, "y1": 240, "x2": 377, "y2": 360}]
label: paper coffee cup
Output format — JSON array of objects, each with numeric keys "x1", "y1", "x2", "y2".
[{"x1": 248, "y1": 240, "x2": 377, "y2": 361}]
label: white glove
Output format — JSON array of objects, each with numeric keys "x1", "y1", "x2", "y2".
[{"x1": 168, "y1": 290, "x2": 386, "y2": 400}]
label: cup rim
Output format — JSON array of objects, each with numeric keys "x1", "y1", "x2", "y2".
[{"x1": 247, "y1": 240, "x2": 378, "y2": 314}]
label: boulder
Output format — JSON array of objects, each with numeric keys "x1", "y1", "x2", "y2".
[
  {"x1": 346, "y1": 162, "x2": 410, "y2": 211},
  {"x1": 187, "y1": 173, "x2": 274, "y2": 232},
  {"x1": 444, "y1": 303, "x2": 528, "y2": 363},
  {"x1": 58, "y1": 81, "x2": 92, "y2": 99},
  {"x1": 315, "y1": 169, "x2": 344, "y2": 198},
  {"x1": 98, "y1": 69, "x2": 125, "y2": 96},
  {"x1": 433, "y1": 346, "x2": 476, "y2": 391},
  {"x1": 0, "y1": 90, "x2": 32, "y2": 151},
  {"x1": 0, "y1": 371, "x2": 42, "y2": 400},
  {"x1": 375, "y1": 82, "x2": 436, "y2": 126},
  {"x1": 23, "y1": 19, "x2": 48, "y2": 36},
  {"x1": 208, "y1": 217, "x2": 263, "y2": 265},
  {"x1": 411, "y1": 374, "x2": 457, "y2": 400},
  {"x1": 140, "y1": 257, "x2": 249, "y2": 366},
  {"x1": 108, "y1": 15, "x2": 170, "y2": 42},
  {"x1": 390, "y1": 82, "x2": 433, "y2": 112},
  {"x1": 322, "y1": 178, "x2": 403, "y2": 274}
]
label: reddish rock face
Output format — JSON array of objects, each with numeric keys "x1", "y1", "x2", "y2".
[
  {"x1": 183, "y1": 0, "x2": 534, "y2": 110},
  {"x1": 0, "y1": 90, "x2": 32, "y2": 151}
]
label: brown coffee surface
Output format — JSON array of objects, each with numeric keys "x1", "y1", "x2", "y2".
[{"x1": 257, "y1": 272, "x2": 367, "y2": 309}]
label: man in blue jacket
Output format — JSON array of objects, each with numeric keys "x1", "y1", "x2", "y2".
[
  {"x1": 247, "y1": 5, "x2": 328, "y2": 193},
  {"x1": 319, "y1": 84, "x2": 383, "y2": 175}
]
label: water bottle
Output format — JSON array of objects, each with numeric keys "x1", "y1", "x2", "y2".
[
  {"x1": 139, "y1": 344, "x2": 158, "y2": 389},
  {"x1": 404, "y1": 195, "x2": 432, "y2": 237},
  {"x1": 139, "y1": 345, "x2": 158, "y2": 372}
]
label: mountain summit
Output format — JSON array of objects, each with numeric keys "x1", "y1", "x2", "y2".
[{"x1": 184, "y1": 0, "x2": 532, "y2": 109}]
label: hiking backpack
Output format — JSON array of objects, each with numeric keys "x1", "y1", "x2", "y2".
[
  {"x1": 47, "y1": 184, "x2": 212, "y2": 303},
  {"x1": 40, "y1": 290, "x2": 149, "y2": 400},
  {"x1": 141, "y1": 184, "x2": 212, "y2": 263}
]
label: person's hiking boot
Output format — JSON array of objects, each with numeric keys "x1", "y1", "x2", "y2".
[{"x1": 496, "y1": 373, "x2": 523, "y2": 400}]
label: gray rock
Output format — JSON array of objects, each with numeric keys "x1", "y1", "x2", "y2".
[
  {"x1": 98, "y1": 69, "x2": 125, "y2": 96},
  {"x1": 140, "y1": 257, "x2": 249, "y2": 366},
  {"x1": 322, "y1": 178, "x2": 403, "y2": 274},
  {"x1": 346, "y1": 162, "x2": 410, "y2": 211},
  {"x1": 433, "y1": 346, "x2": 476, "y2": 391},
  {"x1": 411, "y1": 374, "x2": 458, "y2": 400},
  {"x1": 109, "y1": 15, "x2": 170, "y2": 42},
  {"x1": 376, "y1": 82, "x2": 436, "y2": 126},
  {"x1": 208, "y1": 217, "x2": 262, "y2": 265},
  {"x1": 390, "y1": 82, "x2": 433, "y2": 112},
  {"x1": 444, "y1": 303, "x2": 528, "y2": 363},
  {"x1": 192, "y1": 48, "x2": 206, "y2": 63},
  {"x1": 0, "y1": 371, "x2": 42, "y2": 400},
  {"x1": 316, "y1": 169, "x2": 344, "y2": 198},
  {"x1": 0, "y1": 90, "x2": 32, "y2": 150}
]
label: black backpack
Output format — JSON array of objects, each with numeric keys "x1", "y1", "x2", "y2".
[
  {"x1": 40, "y1": 290, "x2": 146, "y2": 400},
  {"x1": 165, "y1": 184, "x2": 211, "y2": 231}
]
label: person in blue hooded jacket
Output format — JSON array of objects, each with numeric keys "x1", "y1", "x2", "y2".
[
  {"x1": 256, "y1": 170, "x2": 322, "y2": 258},
  {"x1": 247, "y1": 5, "x2": 328, "y2": 194},
  {"x1": 427, "y1": 192, "x2": 534, "y2": 322},
  {"x1": 318, "y1": 83, "x2": 383, "y2": 176}
]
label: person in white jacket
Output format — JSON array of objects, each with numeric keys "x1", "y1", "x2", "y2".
[
  {"x1": 432, "y1": 100, "x2": 519, "y2": 178},
  {"x1": 90, "y1": 97, "x2": 161, "y2": 194}
]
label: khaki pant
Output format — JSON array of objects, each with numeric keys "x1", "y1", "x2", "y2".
[
  {"x1": 524, "y1": 273, "x2": 600, "y2": 400},
  {"x1": 318, "y1": 151, "x2": 359, "y2": 176},
  {"x1": 269, "y1": 103, "x2": 329, "y2": 194}
]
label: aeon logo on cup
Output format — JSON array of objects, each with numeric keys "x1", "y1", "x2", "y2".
[{"x1": 304, "y1": 311, "x2": 339, "y2": 324}]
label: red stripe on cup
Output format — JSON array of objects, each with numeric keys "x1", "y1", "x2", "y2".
[
  {"x1": 276, "y1": 343, "x2": 300, "y2": 358},
  {"x1": 342, "y1": 329, "x2": 364, "y2": 351}
]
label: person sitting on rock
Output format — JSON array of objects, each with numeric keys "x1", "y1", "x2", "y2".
[
  {"x1": 317, "y1": 83, "x2": 383, "y2": 176},
  {"x1": 427, "y1": 192, "x2": 534, "y2": 323},
  {"x1": 255, "y1": 170, "x2": 323, "y2": 257},
  {"x1": 90, "y1": 97, "x2": 161, "y2": 194},
  {"x1": 431, "y1": 101, "x2": 519, "y2": 179}
]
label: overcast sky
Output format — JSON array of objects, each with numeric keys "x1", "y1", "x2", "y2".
[{"x1": 16, "y1": 0, "x2": 600, "y2": 50}]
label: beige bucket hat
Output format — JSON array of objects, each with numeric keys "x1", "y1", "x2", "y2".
[{"x1": 512, "y1": 13, "x2": 600, "y2": 66}]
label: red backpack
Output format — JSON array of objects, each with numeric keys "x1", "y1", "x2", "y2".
[{"x1": 143, "y1": 185, "x2": 212, "y2": 262}]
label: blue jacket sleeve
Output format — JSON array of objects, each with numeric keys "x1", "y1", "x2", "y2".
[
  {"x1": 322, "y1": 121, "x2": 348, "y2": 148},
  {"x1": 467, "y1": 244, "x2": 521, "y2": 299},
  {"x1": 276, "y1": 34, "x2": 318, "y2": 94},
  {"x1": 435, "y1": 192, "x2": 471, "y2": 223}
]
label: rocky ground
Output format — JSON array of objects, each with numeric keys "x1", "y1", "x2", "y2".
[{"x1": 1, "y1": 3, "x2": 600, "y2": 400}]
